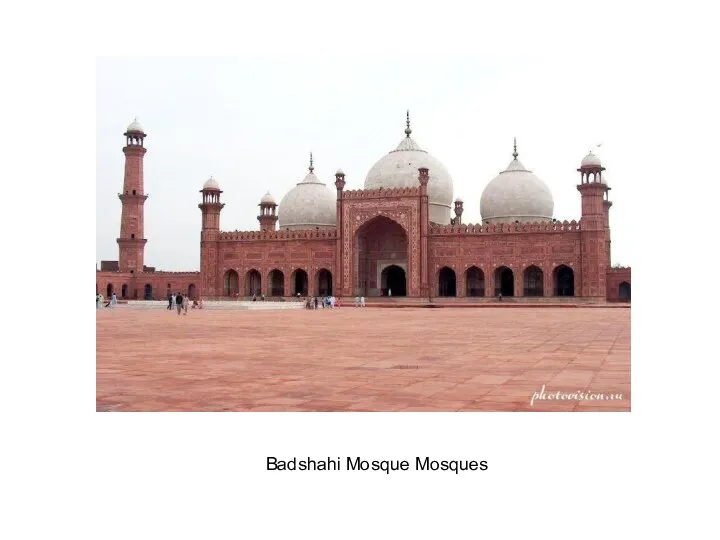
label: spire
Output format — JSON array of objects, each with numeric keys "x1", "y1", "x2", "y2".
[
  {"x1": 405, "y1": 110, "x2": 412, "y2": 137},
  {"x1": 513, "y1": 137, "x2": 518, "y2": 160},
  {"x1": 309, "y1": 151, "x2": 314, "y2": 172}
]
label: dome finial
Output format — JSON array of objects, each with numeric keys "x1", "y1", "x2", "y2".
[
  {"x1": 513, "y1": 137, "x2": 518, "y2": 160},
  {"x1": 309, "y1": 151, "x2": 314, "y2": 172},
  {"x1": 405, "y1": 110, "x2": 412, "y2": 137}
]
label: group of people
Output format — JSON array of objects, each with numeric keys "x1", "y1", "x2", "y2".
[
  {"x1": 354, "y1": 296, "x2": 367, "y2": 307},
  {"x1": 304, "y1": 296, "x2": 340, "y2": 309},
  {"x1": 167, "y1": 293, "x2": 203, "y2": 315},
  {"x1": 96, "y1": 292, "x2": 117, "y2": 309}
]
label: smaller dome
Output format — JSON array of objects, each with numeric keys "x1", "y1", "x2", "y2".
[
  {"x1": 126, "y1": 118, "x2": 145, "y2": 133},
  {"x1": 581, "y1": 151, "x2": 601, "y2": 168},
  {"x1": 260, "y1": 192, "x2": 276, "y2": 204},
  {"x1": 203, "y1": 176, "x2": 220, "y2": 190},
  {"x1": 336, "y1": 168, "x2": 345, "y2": 175}
]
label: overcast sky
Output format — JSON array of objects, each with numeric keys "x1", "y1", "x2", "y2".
[{"x1": 97, "y1": 57, "x2": 633, "y2": 271}]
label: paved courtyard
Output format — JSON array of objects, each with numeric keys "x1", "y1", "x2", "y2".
[{"x1": 96, "y1": 306, "x2": 630, "y2": 412}]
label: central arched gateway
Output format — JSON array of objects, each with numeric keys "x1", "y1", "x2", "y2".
[{"x1": 354, "y1": 216, "x2": 408, "y2": 296}]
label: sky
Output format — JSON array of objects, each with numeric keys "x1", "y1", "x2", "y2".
[{"x1": 97, "y1": 56, "x2": 635, "y2": 271}]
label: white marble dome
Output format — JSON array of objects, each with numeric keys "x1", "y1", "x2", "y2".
[
  {"x1": 126, "y1": 118, "x2": 145, "y2": 133},
  {"x1": 480, "y1": 148, "x2": 554, "y2": 224},
  {"x1": 364, "y1": 116, "x2": 453, "y2": 224},
  {"x1": 203, "y1": 176, "x2": 220, "y2": 190},
  {"x1": 278, "y1": 164, "x2": 336, "y2": 230},
  {"x1": 581, "y1": 151, "x2": 602, "y2": 168},
  {"x1": 260, "y1": 192, "x2": 276, "y2": 205}
]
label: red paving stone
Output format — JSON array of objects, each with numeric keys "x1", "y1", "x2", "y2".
[{"x1": 96, "y1": 307, "x2": 631, "y2": 412}]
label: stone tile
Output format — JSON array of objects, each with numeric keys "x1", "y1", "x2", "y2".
[{"x1": 97, "y1": 307, "x2": 630, "y2": 412}]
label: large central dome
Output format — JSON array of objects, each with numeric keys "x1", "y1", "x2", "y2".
[{"x1": 364, "y1": 113, "x2": 453, "y2": 224}]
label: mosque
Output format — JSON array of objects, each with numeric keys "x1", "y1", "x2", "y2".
[{"x1": 96, "y1": 114, "x2": 631, "y2": 303}]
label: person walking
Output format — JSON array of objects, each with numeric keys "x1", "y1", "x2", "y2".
[
  {"x1": 182, "y1": 294, "x2": 189, "y2": 315},
  {"x1": 314, "y1": 297, "x2": 318, "y2": 310},
  {"x1": 110, "y1": 292, "x2": 117, "y2": 308},
  {"x1": 175, "y1": 292, "x2": 183, "y2": 315},
  {"x1": 167, "y1": 293, "x2": 173, "y2": 310},
  {"x1": 96, "y1": 293, "x2": 101, "y2": 309}
]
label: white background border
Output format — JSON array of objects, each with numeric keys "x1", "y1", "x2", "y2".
[{"x1": 3, "y1": 0, "x2": 719, "y2": 538}]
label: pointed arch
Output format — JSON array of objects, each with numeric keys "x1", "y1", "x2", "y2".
[
  {"x1": 244, "y1": 269, "x2": 261, "y2": 297},
  {"x1": 523, "y1": 265, "x2": 544, "y2": 297},
  {"x1": 494, "y1": 266, "x2": 514, "y2": 296},
  {"x1": 290, "y1": 268, "x2": 309, "y2": 296},
  {"x1": 223, "y1": 269, "x2": 240, "y2": 297},
  {"x1": 619, "y1": 281, "x2": 631, "y2": 301},
  {"x1": 268, "y1": 269, "x2": 284, "y2": 297},
  {"x1": 317, "y1": 268, "x2": 333, "y2": 296},
  {"x1": 553, "y1": 265, "x2": 575, "y2": 296},
  {"x1": 438, "y1": 266, "x2": 457, "y2": 297},
  {"x1": 465, "y1": 266, "x2": 485, "y2": 297}
]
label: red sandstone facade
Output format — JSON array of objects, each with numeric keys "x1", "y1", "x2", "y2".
[{"x1": 97, "y1": 124, "x2": 631, "y2": 302}]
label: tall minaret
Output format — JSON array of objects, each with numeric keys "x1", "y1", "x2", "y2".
[
  {"x1": 577, "y1": 150, "x2": 607, "y2": 299},
  {"x1": 117, "y1": 118, "x2": 148, "y2": 273}
]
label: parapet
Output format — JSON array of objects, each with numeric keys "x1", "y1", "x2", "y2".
[
  {"x1": 219, "y1": 228, "x2": 338, "y2": 241},
  {"x1": 342, "y1": 186, "x2": 421, "y2": 199},
  {"x1": 136, "y1": 270, "x2": 201, "y2": 276},
  {"x1": 429, "y1": 220, "x2": 581, "y2": 236}
]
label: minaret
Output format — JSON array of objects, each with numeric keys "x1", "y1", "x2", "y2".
[
  {"x1": 117, "y1": 118, "x2": 148, "y2": 273},
  {"x1": 258, "y1": 192, "x2": 278, "y2": 231},
  {"x1": 577, "y1": 150, "x2": 607, "y2": 299},
  {"x1": 199, "y1": 176, "x2": 225, "y2": 299}
]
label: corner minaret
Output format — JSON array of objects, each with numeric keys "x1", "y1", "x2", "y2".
[
  {"x1": 117, "y1": 118, "x2": 148, "y2": 273},
  {"x1": 198, "y1": 176, "x2": 225, "y2": 299},
  {"x1": 577, "y1": 149, "x2": 607, "y2": 299},
  {"x1": 258, "y1": 192, "x2": 278, "y2": 231}
]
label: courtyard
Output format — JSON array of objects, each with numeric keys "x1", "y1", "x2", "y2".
[{"x1": 96, "y1": 306, "x2": 630, "y2": 412}]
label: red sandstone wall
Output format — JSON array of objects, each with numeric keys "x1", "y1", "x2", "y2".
[
  {"x1": 96, "y1": 271, "x2": 200, "y2": 300},
  {"x1": 427, "y1": 228, "x2": 582, "y2": 297},
  {"x1": 215, "y1": 237, "x2": 336, "y2": 298},
  {"x1": 606, "y1": 267, "x2": 631, "y2": 302}
]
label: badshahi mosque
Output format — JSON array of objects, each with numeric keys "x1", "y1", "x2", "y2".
[{"x1": 96, "y1": 114, "x2": 631, "y2": 303}]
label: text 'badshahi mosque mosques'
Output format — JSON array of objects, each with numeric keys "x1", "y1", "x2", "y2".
[{"x1": 96, "y1": 113, "x2": 631, "y2": 303}]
